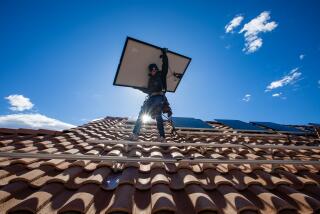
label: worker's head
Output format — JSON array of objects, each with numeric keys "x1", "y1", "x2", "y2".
[{"x1": 148, "y1": 63, "x2": 159, "y2": 76}]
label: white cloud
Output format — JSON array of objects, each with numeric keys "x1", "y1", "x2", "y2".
[
  {"x1": 5, "y1": 95, "x2": 34, "y2": 111},
  {"x1": 242, "y1": 94, "x2": 251, "y2": 102},
  {"x1": 245, "y1": 37, "x2": 262, "y2": 53},
  {"x1": 0, "y1": 113, "x2": 75, "y2": 131},
  {"x1": 272, "y1": 93, "x2": 282, "y2": 97},
  {"x1": 272, "y1": 92, "x2": 287, "y2": 99},
  {"x1": 225, "y1": 15, "x2": 244, "y2": 33},
  {"x1": 299, "y1": 54, "x2": 305, "y2": 60},
  {"x1": 239, "y1": 11, "x2": 278, "y2": 53},
  {"x1": 266, "y1": 68, "x2": 302, "y2": 91}
]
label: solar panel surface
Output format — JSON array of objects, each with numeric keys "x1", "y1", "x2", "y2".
[
  {"x1": 310, "y1": 123, "x2": 320, "y2": 127},
  {"x1": 114, "y1": 37, "x2": 191, "y2": 92},
  {"x1": 251, "y1": 122, "x2": 306, "y2": 134},
  {"x1": 215, "y1": 119, "x2": 269, "y2": 132},
  {"x1": 171, "y1": 117, "x2": 214, "y2": 129}
]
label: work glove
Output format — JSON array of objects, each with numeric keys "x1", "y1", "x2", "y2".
[{"x1": 160, "y1": 48, "x2": 168, "y2": 58}]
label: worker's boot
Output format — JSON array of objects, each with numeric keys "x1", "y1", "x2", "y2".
[
  {"x1": 125, "y1": 133, "x2": 139, "y2": 153},
  {"x1": 158, "y1": 136, "x2": 169, "y2": 150},
  {"x1": 127, "y1": 133, "x2": 139, "y2": 141},
  {"x1": 157, "y1": 136, "x2": 166, "y2": 143}
]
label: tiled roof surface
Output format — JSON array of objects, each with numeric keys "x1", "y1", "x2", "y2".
[{"x1": 0, "y1": 117, "x2": 320, "y2": 214}]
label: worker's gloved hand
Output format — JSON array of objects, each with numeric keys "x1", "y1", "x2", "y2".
[
  {"x1": 160, "y1": 48, "x2": 168, "y2": 58},
  {"x1": 161, "y1": 48, "x2": 168, "y2": 53}
]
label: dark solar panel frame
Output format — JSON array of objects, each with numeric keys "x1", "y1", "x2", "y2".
[
  {"x1": 171, "y1": 117, "x2": 215, "y2": 131},
  {"x1": 309, "y1": 123, "x2": 320, "y2": 127},
  {"x1": 251, "y1": 121, "x2": 308, "y2": 134},
  {"x1": 214, "y1": 119, "x2": 272, "y2": 133}
]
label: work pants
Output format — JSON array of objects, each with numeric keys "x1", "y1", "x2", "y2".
[{"x1": 133, "y1": 95, "x2": 165, "y2": 137}]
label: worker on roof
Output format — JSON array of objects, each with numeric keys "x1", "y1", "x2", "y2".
[{"x1": 129, "y1": 48, "x2": 172, "y2": 142}]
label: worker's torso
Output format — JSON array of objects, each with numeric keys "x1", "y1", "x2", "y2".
[{"x1": 148, "y1": 72, "x2": 164, "y2": 94}]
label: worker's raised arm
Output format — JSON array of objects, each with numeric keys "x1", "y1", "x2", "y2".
[
  {"x1": 161, "y1": 48, "x2": 168, "y2": 76},
  {"x1": 161, "y1": 48, "x2": 169, "y2": 91}
]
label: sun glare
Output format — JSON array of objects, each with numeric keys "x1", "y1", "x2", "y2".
[{"x1": 142, "y1": 114, "x2": 152, "y2": 123}]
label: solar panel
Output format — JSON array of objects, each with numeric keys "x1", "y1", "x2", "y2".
[
  {"x1": 251, "y1": 121, "x2": 307, "y2": 134},
  {"x1": 171, "y1": 117, "x2": 214, "y2": 130},
  {"x1": 114, "y1": 37, "x2": 191, "y2": 92},
  {"x1": 215, "y1": 119, "x2": 270, "y2": 133},
  {"x1": 309, "y1": 123, "x2": 320, "y2": 127}
]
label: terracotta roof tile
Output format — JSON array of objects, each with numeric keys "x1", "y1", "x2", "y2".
[
  {"x1": 0, "y1": 181, "x2": 29, "y2": 203},
  {"x1": 107, "y1": 184, "x2": 135, "y2": 213},
  {"x1": 151, "y1": 168, "x2": 169, "y2": 185},
  {"x1": 86, "y1": 188, "x2": 114, "y2": 213},
  {"x1": 151, "y1": 183, "x2": 176, "y2": 213},
  {"x1": 11, "y1": 165, "x2": 54, "y2": 183},
  {"x1": 217, "y1": 184, "x2": 258, "y2": 213},
  {"x1": 49, "y1": 166, "x2": 83, "y2": 185},
  {"x1": 30, "y1": 167, "x2": 61, "y2": 188},
  {"x1": 248, "y1": 184, "x2": 296, "y2": 213},
  {"x1": 178, "y1": 168, "x2": 200, "y2": 186},
  {"x1": 168, "y1": 172, "x2": 185, "y2": 190},
  {"x1": 303, "y1": 184, "x2": 320, "y2": 201},
  {"x1": 9, "y1": 182, "x2": 64, "y2": 213},
  {"x1": 37, "y1": 187, "x2": 75, "y2": 213},
  {"x1": 252, "y1": 170, "x2": 292, "y2": 189},
  {"x1": 59, "y1": 183, "x2": 100, "y2": 213},
  {"x1": 0, "y1": 185, "x2": 36, "y2": 213},
  {"x1": 132, "y1": 189, "x2": 152, "y2": 213},
  {"x1": 229, "y1": 170, "x2": 261, "y2": 190},
  {"x1": 276, "y1": 185, "x2": 320, "y2": 212},
  {"x1": 0, "y1": 168, "x2": 31, "y2": 186}
]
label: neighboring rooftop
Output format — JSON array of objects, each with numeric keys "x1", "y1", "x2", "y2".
[
  {"x1": 0, "y1": 127, "x2": 61, "y2": 137},
  {"x1": 0, "y1": 116, "x2": 320, "y2": 213}
]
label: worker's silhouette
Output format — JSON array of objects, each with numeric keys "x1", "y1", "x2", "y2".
[{"x1": 129, "y1": 48, "x2": 172, "y2": 142}]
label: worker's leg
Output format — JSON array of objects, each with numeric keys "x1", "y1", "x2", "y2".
[
  {"x1": 149, "y1": 96, "x2": 165, "y2": 138},
  {"x1": 132, "y1": 98, "x2": 150, "y2": 135},
  {"x1": 155, "y1": 113, "x2": 165, "y2": 138}
]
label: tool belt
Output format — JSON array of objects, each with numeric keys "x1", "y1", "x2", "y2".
[
  {"x1": 162, "y1": 102, "x2": 172, "y2": 117},
  {"x1": 147, "y1": 93, "x2": 172, "y2": 119}
]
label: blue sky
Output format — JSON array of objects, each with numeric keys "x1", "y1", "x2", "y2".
[{"x1": 1, "y1": 0, "x2": 320, "y2": 130}]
